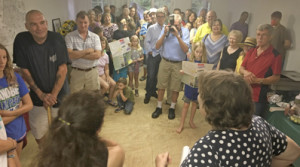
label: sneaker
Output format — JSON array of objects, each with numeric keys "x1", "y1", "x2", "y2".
[
  {"x1": 135, "y1": 89, "x2": 139, "y2": 97},
  {"x1": 139, "y1": 76, "x2": 147, "y2": 81},
  {"x1": 168, "y1": 108, "x2": 175, "y2": 120}
]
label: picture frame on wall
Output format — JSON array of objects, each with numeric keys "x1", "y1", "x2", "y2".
[{"x1": 52, "y1": 18, "x2": 61, "y2": 33}]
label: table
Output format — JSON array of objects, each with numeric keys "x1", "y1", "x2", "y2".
[{"x1": 265, "y1": 110, "x2": 300, "y2": 166}]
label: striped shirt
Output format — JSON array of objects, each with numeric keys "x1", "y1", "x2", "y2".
[
  {"x1": 202, "y1": 34, "x2": 228, "y2": 69},
  {"x1": 65, "y1": 30, "x2": 101, "y2": 69}
]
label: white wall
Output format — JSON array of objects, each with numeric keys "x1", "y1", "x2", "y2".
[
  {"x1": 207, "y1": 0, "x2": 300, "y2": 72},
  {"x1": 24, "y1": 0, "x2": 69, "y2": 31}
]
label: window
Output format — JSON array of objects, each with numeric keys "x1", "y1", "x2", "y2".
[
  {"x1": 191, "y1": 0, "x2": 210, "y2": 16},
  {"x1": 92, "y1": 0, "x2": 208, "y2": 16},
  {"x1": 130, "y1": 0, "x2": 151, "y2": 9},
  {"x1": 92, "y1": 0, "x2": 103, "y2": 8}
]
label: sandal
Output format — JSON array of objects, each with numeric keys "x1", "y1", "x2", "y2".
[
  {"x1": 106, "y1": 100, "x2": 118, "y2": 107},
  {"x1": 139, "y1": 76, "x2": 146, "y2": 81}
]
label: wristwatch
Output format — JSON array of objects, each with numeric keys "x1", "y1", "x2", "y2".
[{"x1": 7, "y1": 154, "x2": 15, "y2": 158}]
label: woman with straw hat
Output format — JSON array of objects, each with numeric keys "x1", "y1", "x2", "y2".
[{"x1": 235, "y1": 36, "x2": 257, "y2": 74}]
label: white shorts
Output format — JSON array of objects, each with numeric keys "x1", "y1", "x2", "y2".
[{"x1": 29, "y1": 106, "x2": 58, "y2": 140}]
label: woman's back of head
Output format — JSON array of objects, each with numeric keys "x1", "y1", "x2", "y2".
[
  {"x1": 35, "y1": 90, "x2": 108, "y2": 167},
  {"x1": 198, "y1": 70, "x2": 254, "y2": 130}
]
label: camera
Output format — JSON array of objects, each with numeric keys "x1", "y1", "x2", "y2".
[{"x1": 168, "y1": 14, "x2": 175, "y2": 32}]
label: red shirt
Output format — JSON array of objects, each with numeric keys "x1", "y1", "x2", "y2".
[{"x1": 242, "y1": 46, "x2": 282, "y2": 102}]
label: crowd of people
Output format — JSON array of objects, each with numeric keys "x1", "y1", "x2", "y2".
[{"x1": 0, "y1": 2, "x2": 299, "y2": 167}]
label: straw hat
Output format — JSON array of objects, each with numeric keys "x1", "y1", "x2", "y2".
[{"x1": 239, "y1": 37, "x2": 257, "y2": 47}]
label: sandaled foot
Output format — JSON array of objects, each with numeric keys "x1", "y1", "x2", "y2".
[
  {"x1": 106, "y1": 100, "x2": 118, "y2": 107},
  {"x1": 139, "y1": 76, "x2": 146, "y2": 81},
  {"x1": 189, "y1": 121, "x2": 197, "y2": 129}
]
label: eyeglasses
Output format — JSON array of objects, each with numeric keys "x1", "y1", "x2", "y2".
[{"x1": 156, "y1": 15, "x2": 165, "y2": 18}]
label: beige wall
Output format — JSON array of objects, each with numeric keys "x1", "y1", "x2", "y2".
[{"x1": 3, "y1": 0, "x2": 300, "y2": 72}]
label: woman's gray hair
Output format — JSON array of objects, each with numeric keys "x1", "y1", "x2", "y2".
[
  {"x1": 156, "y1": 7, "x2": 166, "y2": 16},
  {"x1": 257, "y1": 24, "x2": 273, "y2": 35},
  {"x1": 173, "y1": 13, "x2": 182, "y2": 23}
]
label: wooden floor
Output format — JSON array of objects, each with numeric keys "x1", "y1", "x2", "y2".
[{"x1": 20, "y1": 77, "x2": 211, "y2": 167}]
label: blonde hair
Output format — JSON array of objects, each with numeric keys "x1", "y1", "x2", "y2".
[
  {"x1": 99, "y1": 36, "x2": 110, "y2": 51},
  {"x1": 228, "y1": 30, "x2": 243, "y2": 44},
  {"x1": 194, "y1": 16, "x2": 205, "y2": 28},
  {"x1": 190, "y1": 42, "x2": 207, "y2": 63},
  {"x1": 130, "y1": 35, "x2": 141, "y2": 50}
]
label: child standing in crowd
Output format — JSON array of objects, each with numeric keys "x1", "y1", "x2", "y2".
[
  {"x1": 128, "y1": 35, "x2": 143, "y2": 97},
  {"x1": 176, "y1": 42, "x2": 207, "y2": 134},
  {"x1": 97, "y1": 37, "x2": 117, "y2": 106},
  {"x1": 0, "y1": 44, "x2": 33, "y2": 157},
  {"x1": 114, "y1": 78, "x2": 135, "y2": 115},
  {"x1": 94, "y1": 27, "x2": 115, "y2": 77}
]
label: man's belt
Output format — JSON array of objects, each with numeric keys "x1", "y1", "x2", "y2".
[
  {"x1": 162, "y1": 57, "x2": 181, "y2": 63},
  {"x1": 71, "y1": 66, "x2": 97, "y2": 72}
]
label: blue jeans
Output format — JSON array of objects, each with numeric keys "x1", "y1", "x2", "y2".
[
  {"x1": 117, "y1": 95, "x2": 134, "y2": 114},
  {"x1": 145, "y1": 54, "x2": 161, "y2": 98},
  {"x1": 254, "y1": 102, "x2": 268, "y2": 117}
]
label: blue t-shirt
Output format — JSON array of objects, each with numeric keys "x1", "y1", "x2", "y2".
[
  {"x1": 0, "y1": 73, "x2": 29, "y2": 140},
  {"x1": 184, "y1": 60, "x2": 200, "y2": 101}
]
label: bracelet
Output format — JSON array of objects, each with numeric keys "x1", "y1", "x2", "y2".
[{"x1": 7, "y1": 154, "x2": 15, "y2": 158}]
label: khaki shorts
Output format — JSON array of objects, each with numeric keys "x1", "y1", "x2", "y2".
[
  {"x1": 70, "y1": 67, "x2": 100, "y2": 93},
  {"x1": 157, "y1": 59, "x2": 183, "y2": 92},
  {"x1": 29, "y1": 106, "x2": 58, "y2": 139}
]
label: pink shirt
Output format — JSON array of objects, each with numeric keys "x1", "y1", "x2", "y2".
[{"x1": 97, "y1": 52, "x2": 109, "y2": 76}]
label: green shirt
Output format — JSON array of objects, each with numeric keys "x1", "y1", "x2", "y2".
[{"x1": 123, "y1": 87, "x2": 135, "y2": 103}]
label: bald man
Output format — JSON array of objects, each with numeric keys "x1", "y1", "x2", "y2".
[
  {"x1": 13, "y1": 10, "x2": 70, "y2": 144},
  {"x1": 193, "y1": 10, "x2": 229, "y2": 43}
]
